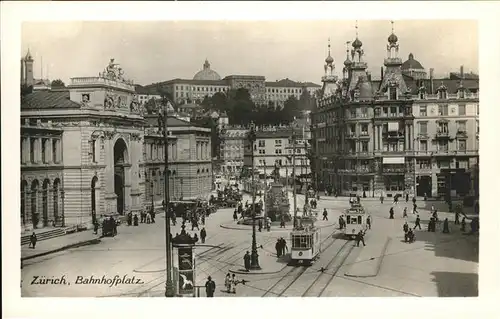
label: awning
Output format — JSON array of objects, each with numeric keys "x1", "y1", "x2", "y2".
[
  {"x1": 388, "y1": 122, "x2": 399, "y2": 132},
  {"x1": 383, "y1": 157, "x2": 405, "y2": 164}
]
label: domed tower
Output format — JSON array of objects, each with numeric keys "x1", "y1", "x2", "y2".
[
  {"x1": 320, "y1": 38, "x2": 339, "y2": 98},
  {"x1": 379, "y1": 21, "x2": 408, "y2": 99},
  {"x1": 23, "y1": 49, "x2": 34, "y2": 86},
  {"x1": 347, "y1": 21, "x2": 369, "y2": 97},
  {"x1": 193, "y1": 59, "x2": 222, "y2": 81},
  {"x1": 402, "y1": 53, "x2": 427, "y2": 80},
  {"x1": 342, "y1": 41, "x2": 352, "y2": 80}
]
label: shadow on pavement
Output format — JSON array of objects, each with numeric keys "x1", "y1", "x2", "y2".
[
  {"x1": 276, "y1": 253, "x2": 291, "y2": 264},
  {"x1": 431, "y1": 271, "x2": 478, "y2": 297},
  {"x1": 411, "y1": 227, "x2": 479, "y2": 263}
]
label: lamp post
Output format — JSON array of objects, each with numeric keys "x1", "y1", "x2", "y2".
[
  {"x1": 247, "y1": 122, "x2": 261, "y2": 270},
  {"x1": 291, "y1": 128, "x2": 298, "y2": 229},
  {"x1": 61, "y1": 190, "x2": 65, "y2": 227},
  {"x1": 158, "y1": 98, "x2": 175, "y2": 297},
  {"x1": 150, "y1": 180, "x2": 154, "y2": 213}
]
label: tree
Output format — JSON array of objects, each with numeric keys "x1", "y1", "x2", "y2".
[
  {"x1": 51, "y1": 79, "x2": 66, "y2": 88},
  {"x1": 281, "y1": 95, "x2": 301, "y2": 124},
  {"x1": 299, "y1": 87, "x2": 314, "y2": 111}
]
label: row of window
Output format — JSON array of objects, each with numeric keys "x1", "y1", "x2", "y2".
[
  {"x1": 416, "y1": 159, "x2": 469, "y2": 170},
  {"x1": 257, "y1": 159, "x2": 309, "y2": 166},
  {"x1": 144, "y1": 142, "x2": 178, "y2": 162},
  {"x1": 417, "y1": 121, "x2": 476, "y2": 135},
  {"x1": 196, "y1": 141, "x2": 210, "y2": 160},
  {"x1": 21, "y1": 137, "x2": 62, "y2": 165},
  {"x1": 175, "y1": 86, "x2": 229, "y2": 92},
  {"x1": 418, "y1": 140, "x2": 469, "y2": 152},
  {"x1": 257, "y1": 139, "x2": 305, "y2": 147}
]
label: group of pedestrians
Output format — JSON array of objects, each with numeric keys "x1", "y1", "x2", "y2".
[{"x1": 275, "y1": 237, "x2": 288, "y2": 258}]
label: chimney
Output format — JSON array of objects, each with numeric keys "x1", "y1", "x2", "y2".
[
  {"x1": 460, "y1": 65, "x2": 464, "y2": 79},
  {"x1": 380, "y1": 67, "x2": 384, "y2": 80},
  {"x1": 367, "y1": 72, "x2": 372, "y2": 81},
  {"x1": 430, "y1": 68, "x2": 434, "y2": 93}
]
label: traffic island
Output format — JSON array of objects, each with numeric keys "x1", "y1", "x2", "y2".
[
  {"x1": 344, "y1": 237, "x2": 391, "y2": 278},
  {"x1": 220, "y1": 220, "x2": 337, "y2": 232}
]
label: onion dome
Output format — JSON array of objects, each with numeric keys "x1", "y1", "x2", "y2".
[
  {"x1": 388, "y1": 32, "x2": 398, "y2": 44},
  {"x1": 344, "y1": 57, "x2": 352, "y2": 66},
  {"x1": 325, "y1": 54, "x2": 334, "y2": 64},
  {"x1": 352, "y1": 38, "x2": 362, "y2": 49},
  {"x1": 25, "y1": 49, "x2": 33, "y2": 61}
]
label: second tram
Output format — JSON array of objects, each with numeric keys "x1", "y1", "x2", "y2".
[{"x1": 343, "y1": 203, "x2": 369, "y2": 239}]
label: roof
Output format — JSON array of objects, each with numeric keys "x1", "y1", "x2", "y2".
[
  {"x1": 402, "y1": 53, "x2": 425, "y2": 70},
  {"x1": 134, "y1": 85, "x2": 150, "y2": 94},
  {"x1": 408, "y1": 78, "x2": 479, "y2": 94},
  {"x1": 449, "y1": 72, "x2": 479, "y2": 80},
  {"x1": 21, "y1": 90, "x2": 81, "y2": 110},
  {"x1": 265, "y1": 79, "x2": 321, "y2": 88},
  {"x1": 255, "y1": 129, "x2": 305, "y2": 139},
  {"x1": 144, "y1": 114, "x2": 194, "y2": 127},
  {"x1": 147, "y1": 78, "x2": 228, "y2": 87},
  {"x1": 193, "y1": 69, "x2": 222, "y2": 81}
]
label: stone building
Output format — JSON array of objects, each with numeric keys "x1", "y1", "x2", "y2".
[
  {"x1": 20, "y1": 58, "x2": 211, "y2": 230},
  {"x1": 310, "y1": 22, "x2": 479, "y2": 198}
]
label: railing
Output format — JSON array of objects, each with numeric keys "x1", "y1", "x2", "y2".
[
  {"x1": 411, "y1": 93, "x2": 479, "y2": 100},
  {"x1": 70, "y1": 76, "x2": 135, "y2": 91},
  {"x1": 456, "y1": 130, "x2": 468, "y2": 138},
  {"x1": 435, "y1": 131, "x2": 450, "y2": 138},
  {"x1": 382, "y1": 167, "x2": 406, "y2": 173}
]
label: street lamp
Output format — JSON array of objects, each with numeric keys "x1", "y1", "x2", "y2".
[
  {"x1": 158, "y1": 97, "x2": 175, "y2": 297},
  {"x1": 247, "y1": 121, "x2": 261, "y2": 270},
  {"x1": 150, "y1": 180, "x2": 154, "y2": 213}
]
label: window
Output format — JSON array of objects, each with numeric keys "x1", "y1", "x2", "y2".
[
  {"x1": 419, "y1": 140, "x2": 428, "y2": 151},
  {"x1": 438, "y1": 104, "x2": 448, "y2": 116},
  {"x1": 419, "y1": 92, "x2": 425, "y2": 99},
  {"x1": 417, "y1": 159, "x2": 431, "y2": 169},
  {"x1": 30, "y1": 138, "x2": 35, "y2": 163},
  {"x1": 457, "y1": 160, "x2": 469, "y2": 169},
  {"x1": 438, "y1": 123, "x2": 449, "y2": 133},
  {"x1": 91, "y1": 139, "x2": 97, "y2": 162},
  {"x1": 457, "y1": 121, "x2": 466, "y2": 132},
  {"x1": 350, "y1": 109, "x2": 356, "y2": 118},
  {"x1": 389, "y1": 87, "x2": 397, "y2": 100},
  {"x1": 361, "y1": 107, "x2": 368, "y2": 117},
  {"x1": 41, "y1": 139, "x2": 47, "y2": 163},
  {"x1": 361, "y1": 141, "x2": 368, "y2": 152},
  {"x1": 390, "y1": 107, "x2": 397, "y2": 117},
  {"x1": 459, "y1": 90, "x2": 465, "y2": 99},
  {"x1": 438, "y1": 160, "x2": 450, "y2": 169},
  {"x1": 458, "y1": 140, "x2": 467, "y2": 151},
  {"x1": 458, "y1": 104, "x2": 466, "y2": 116},
  {"x1": 438, "y1": 140, "x2": 449, "y2": 152},
  {"x1": 275, "y1": 139, "x2": 282, "y2": 146},
  {"x1": 419, "y1": 105, "x2": 427, "y2": 117},
  {"x1": 258, "y1": 140, "x2": 265, "y2": 147},
  {"x1": 439, "y1": 90, "x2": 447, "y2": 100},
  {"x1": 275, "y1": 149, "x2": 282, "y2": 154},
  {"x1": 361, "y1": 124, "x2": 368, "y2": 135},
  {"x1": 52, "y1": 140, "x2": 58, "y2": 163},
  {"x1": 419, "y1": 122, "x2": 428, "y2": 135},
  {"x1": 259, "y1": 149, "x2": 266, "y2": 154}
]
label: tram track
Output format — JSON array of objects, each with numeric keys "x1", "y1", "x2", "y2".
[
  {"x1": 261, "y1": 230, "x2": 341, "y2": 297},
  {"x1": 302, "y1": 241, "x2": 355, "y2": 297}
]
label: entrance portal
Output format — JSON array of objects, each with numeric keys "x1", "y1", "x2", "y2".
[
  {"x1": 416, "y1": 175, "x2": 432, "y2": 197},
  {"x1": 113, "y1": 138, "x2": 128, "y2": 215}
]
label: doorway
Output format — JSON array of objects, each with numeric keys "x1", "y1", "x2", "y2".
[{"x1": 416, "y1": 175, "x2": 432, "y2": 197}]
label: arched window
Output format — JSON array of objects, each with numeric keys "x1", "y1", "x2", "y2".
[{"x1": 31, "y1": 180, "x2": 39, "y2": 228}]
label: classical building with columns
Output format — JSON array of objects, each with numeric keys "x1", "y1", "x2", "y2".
[
  {"x1": 311, "y1": 23, "x2": 478, "y2": 198},
  {"x1": 20, "y1": 58, "x2": 211, "y2": 231}
]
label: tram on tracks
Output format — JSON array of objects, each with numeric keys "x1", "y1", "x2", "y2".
[
  {"x1": 290, "y1": 216, "x2": 321, "y2": 265},
  {"x1": 343, "y1": 202, "x2": 369, "y2": 239}
]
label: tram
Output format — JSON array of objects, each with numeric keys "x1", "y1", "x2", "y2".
[
  {"x1": 343, "y1": 203, "x2": 369, "y2": 239},
  {"x1": 290, "y1": 217, "x2": 321, "y2": 265}
]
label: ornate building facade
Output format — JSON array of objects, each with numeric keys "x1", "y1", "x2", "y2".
[
  {"x1": 21, "y1": 58, "x2": 211, "y2": 230},
  {"x1": 311, "y1": 23, "x2": 479, "y2": 198}
]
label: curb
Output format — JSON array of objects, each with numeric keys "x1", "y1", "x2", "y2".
[
  {"x1": 228, "y1": 264, "x2": 286, "y2": 275},
  {"x1": 21, "y1": 238, "x2": 101, "y2": 262},
  {"x1": 343, "y1": 236, "x2": 392, "y2": 278}
]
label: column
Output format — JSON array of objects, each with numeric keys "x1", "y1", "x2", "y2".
[
  {"x1": 411, "y1": 125, "x2": 414, "y2": 150},
  {"x1": 56, "y1": 139, "x2": 62, "y2": 163},
  {"x1": 404, "y1": 125, "x2": 408, "y2": 150},
  {"x1": 47, "y1": 138, "x2": 53, "y2": 163},
  {"x1": 378, "y1": 126, "x2": 383, "y2": 151}
]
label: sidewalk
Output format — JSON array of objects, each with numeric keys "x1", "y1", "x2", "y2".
[
  {"x1": 228, "y1": 239, "x2": 288, "y2": 275},
  {"x1": 21, "y1": 230, "x2": 101, "y2": 261}
]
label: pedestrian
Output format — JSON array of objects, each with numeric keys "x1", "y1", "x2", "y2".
[
  {"x1": 414, "y1": 215, "x2": 422, "y2": 230},
  {"x1": 442, "y1": 218, "x2": 450, "y2": 234},
  {"x1": 412, "y1": 196, "x2": 416, "y2": 205},
  {"x1": 231, "y1": 274, "x2": 237, "y2": 294},
  {"x1": 140, "y1": 211, "x2": 144, "y2": 223},
  {"x1": 356, "y1": 230, "x2": 366, "y2": 247},
  {"x1": 93, "y1": 222, "x2": 99, "y2": 235},
  {"x1": 389, "y1": 207, "x2": 394, "y2": 219},
  {"x1": 133, "y1": 214, "x2": 139, "y2": 226},
  {"x1": 280, "y1": 216, "x2": 285, "y2": 228},
  {"x1": 29, "y1": 232, "x2": 37, "y2": 249},
  {"x1": 413, "y1": 203, "x2": 418, "y2": 214},
  {"x1": 366, "y1": 215, "x2": 371, "y2": 230},
  {"x1": 405, "y1": 193, "x2": 409, "y2": 203},
  {"x1": 244, "y1": 251, "x2": 251, "y2": 272},
  {"x1": 460, "y1": 217, "x2": 466, "y2": 232},
  {"x1": 205, "y1": 276, "x2": 216, "y2": 297},
  {"x1": 338, "y1": 215, "x2": 344, "y2": 230},
  {"x1": 266, "y1": 218, "x2": 271, "y2": 232},
  {"x1": 110, "y1": 217, "x2": 117, "y2": 236},
  {"x1": 192, "y1": 219, "x2": 200, "y2": 231},
  {"x1": 233, "y1": 210, "x2": 238, "y2": 221},
  {"x1": 407, "y1": 228, "x2": 415, "y2": 243},
  {"x1": 225, "y1": 273, "x2": 232, "y2": 293},
  {"x1": 200, "y1": 227, "x2": 207, "y2": 244},
  {"x1": 127, "y1": 212, "x2": 133, "y2": 226},
  {"x1": 403, "y1": 207, "x2": 408, "y2": 218},
  {"x1": 151, "y1": 210, "x2": 156, "y2": 223},
  {"x1": 455, "y1": 211, "x2": 460, "y2": 225},
  {"x1": 380, "y1": 194, "x2": 384, "y2": 204},
  {"x1": 281, "y1": 238, "x2": 288, "y2": 254},
  {"x1": 193, "y1": 233, "x2": 199, "y2": 243},
  {"x1": 146, "y1": 212, "x2": 151, "y2": 224},
  {"x1": 428, "y1": 217, "x2": 434, "y2": 232},
  {"x1": 403, "y1": 221, "x2": 409, "y2": 234},
  {"x1": 322, "y1": 208, "x2": 328, "y2": 221},
  {"x1": 258, "y1": 219, "x2": 262, "y2": 232},
  {"x1": 275, "y1": 239, "x2": 281, "y2": 258}
]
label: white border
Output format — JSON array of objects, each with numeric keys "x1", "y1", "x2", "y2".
[{"x1": 2, "y1": 2, "x2": 500, "y2": 319}]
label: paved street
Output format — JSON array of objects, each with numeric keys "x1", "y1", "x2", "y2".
[{"x1": 22, "y1": 193, "x2": 478, "y2": 297}]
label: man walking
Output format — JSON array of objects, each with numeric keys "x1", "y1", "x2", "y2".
[
  {"x1": 243, "y1": 251, "x2": 251, "y2": 272},
  {"x1": 29, "y1": 232, "x2": 37, "y2": 249},
  {"x1": 414, "y1": 215, "x2": 422, "y2": 230},
  {"x1": 356, "y1": 230, "x2": 366, "y2": 247},
  {"x1": 322, "y1": 208, "x2": 328, "y2": 221},
  {"x1": 200, "y1": 227, "x2": 207, "y2": 244}
]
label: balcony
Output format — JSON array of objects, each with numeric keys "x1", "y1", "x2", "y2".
[
  {"x1": 337, "y1": 167, "x2": 375, "y2": 174},
  {"x1": 345, "y1": 132, "x2": 357, "y2": 139},
  {"x1": 417, "y1": 132, "x2": 429, "y2": 139},
  {"x1": 382, "y1": 167, "x2": 406, "y2": 174},
  {"x1": 359, "y1": 132, "x2": 370, "y2": 139},
  {"x1": 456, "y1": 130, "x2": 468, "y2": 138},
  {"x1": 435, "y1": 131, "x2": 450, "y2": 139},
  {"x1": 383, "y1": 131, "x2": 405, "y2": 140}
]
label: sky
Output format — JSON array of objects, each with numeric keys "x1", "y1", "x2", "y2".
[{"x1": 21, "y1": 20, "x2": 478, "y2": 86}]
